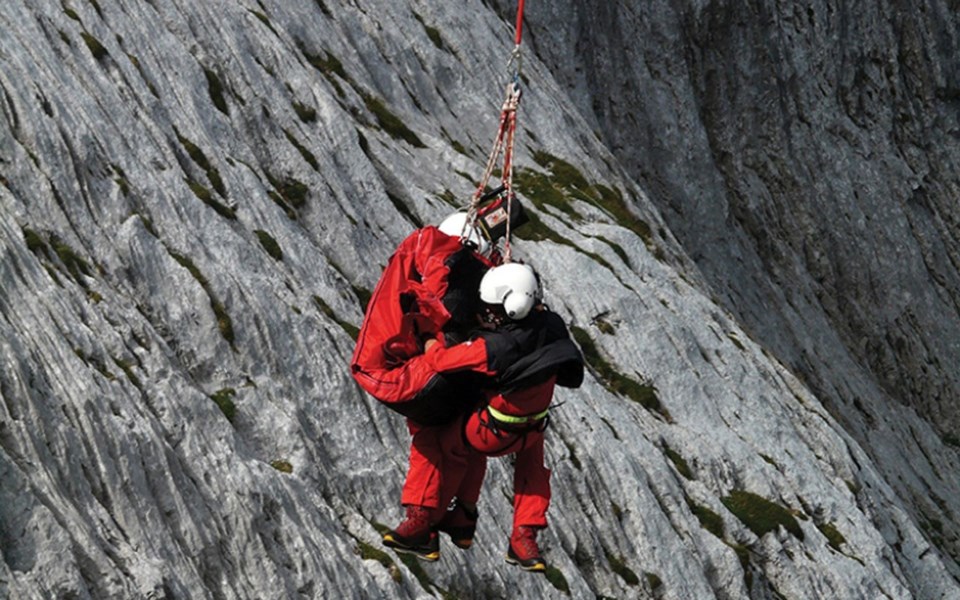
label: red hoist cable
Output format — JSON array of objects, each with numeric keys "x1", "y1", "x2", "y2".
[{"x1": 468, "y1": 0, "x2": 526, "y2": 263}]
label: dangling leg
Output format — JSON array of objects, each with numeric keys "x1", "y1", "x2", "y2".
[
  {"x1": 435, "y1": 415, "x2": 487, "y2": 549},
  {"x1": 385, "y1": 421, "x2": 443, "y2": 561},
  {"x1": 506, "y1": 432, "x2": 550, "y2": 571},
  {"x1": 511, "y1": 433, "x2": 550, "y2": 530}
]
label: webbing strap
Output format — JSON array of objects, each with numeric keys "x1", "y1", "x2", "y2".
[
  {"x1": 469, "y1": 82, "x2": 521, "y2": 261},
  {"x1": 486, "y1": 404, "x2": 549, "y2": 424},
  {"x1": 468, "y1": 1, "x2": 526, "y2": 263}
]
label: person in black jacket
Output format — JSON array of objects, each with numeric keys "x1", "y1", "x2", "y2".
[{"x1": 383, "y1": 263, "x2": 584, "y2": 571}]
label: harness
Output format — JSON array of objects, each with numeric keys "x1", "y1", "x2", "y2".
[
  {"x1": 485, "y1": 404, "x2": 550, "y2": 432},
  {"x1": 471, "y1": 401, "x2": 550, "y2": 457}
]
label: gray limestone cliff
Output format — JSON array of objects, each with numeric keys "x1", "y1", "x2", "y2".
[{"x1": 1, "y1": 1, "x2": 958, "y2": 598}]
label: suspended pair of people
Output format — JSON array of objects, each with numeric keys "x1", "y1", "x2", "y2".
[{"x1": 350, "y1": 198, "x2": 584, "y2": 572}]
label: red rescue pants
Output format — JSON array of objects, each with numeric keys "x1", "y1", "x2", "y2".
[
  {"x1": 463, "y1": 411, "x2": 550, "y2": 530},
  {"x1": 401, "y1": 421, "x2": 443, "y2": 508},
  {"x1": 429, "y1": 380, "x2": 554, "y2": 530}
]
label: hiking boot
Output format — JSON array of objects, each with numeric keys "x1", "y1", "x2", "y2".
[
  {"x1": 505, "y1": 526, "x2": 546, "y2": 572},
  {"x1": 382, "y1": 506, "x2": 440, "y2": 561},
  {"x1": 436, "y1": 501, "x2": 478, "y2": 549}
]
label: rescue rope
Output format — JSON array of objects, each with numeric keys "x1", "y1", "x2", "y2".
[{"x1": 467, "y1": 0, "x2": 527, "y2": 263}]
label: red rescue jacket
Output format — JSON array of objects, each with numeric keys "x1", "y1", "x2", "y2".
[{"x1": 350, "y1": 226, "x2": 491, "y2": 421}]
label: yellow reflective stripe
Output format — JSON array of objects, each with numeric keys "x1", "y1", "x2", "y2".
[{"x1": 486, "y1": 405, "x2": 549, "y2": 424}]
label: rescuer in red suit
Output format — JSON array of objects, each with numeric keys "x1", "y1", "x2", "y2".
[{"x1": 350, "y1": 211, "x2": 494, "y2": 540}]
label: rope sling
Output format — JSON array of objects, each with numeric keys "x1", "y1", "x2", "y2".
[{"x1": 465, "y1": 0, "x2": 527, "y2": 263}]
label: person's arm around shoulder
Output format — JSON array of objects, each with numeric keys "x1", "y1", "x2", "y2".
[{"x1": 423, "y1": 337, "x2": 495, "y2": 376}]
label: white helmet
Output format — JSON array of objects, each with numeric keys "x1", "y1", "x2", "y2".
[
  {"x1": 438, "y1": 212, "x2": 489, "y2": 255},
  {"x1": 479, "y1": 263, "x2": 540, "y2": 320}
]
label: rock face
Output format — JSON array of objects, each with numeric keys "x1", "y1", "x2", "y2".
[
  {"x1": 518, "y1": 0, "x2": 960, "y2": 430},
  {"x1": 0, "y1": 1, "x2": 957, "y2": 599}
]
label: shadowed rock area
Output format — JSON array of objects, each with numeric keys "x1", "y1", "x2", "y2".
[{"x1": 1, "y1": 1, "x2": 958, "y2": 598}]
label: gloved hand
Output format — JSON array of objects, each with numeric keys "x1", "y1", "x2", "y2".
[{"x1": 383, "y1": 312, "x2": 440, "y2": 366}]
